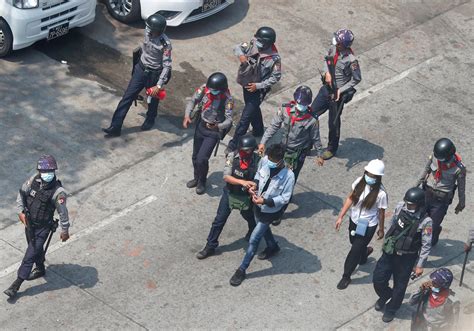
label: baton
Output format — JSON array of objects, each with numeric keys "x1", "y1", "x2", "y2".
[{"x1": 460, "y1": 242, "x2": 472, "y2": 286}]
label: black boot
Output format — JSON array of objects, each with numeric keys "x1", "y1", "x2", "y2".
[
  {"x1": 257, "y1": 245, "x2": 280, "y2": 260},
  {"x1": 4, "y1": 278, "x2": 23, "y2": 299},
  {"x1": 102, "y1": 126, "x2": 121, "y2": 138},
  {"x1": 230, "y1": 268, "x2": 246, "y2": 287},
  {"x1": 196, "y1": 245, "x2": 215, "y2": 260},
  {"x1": 141, "y1": 119, "x2": 155, "y2": 131},
  {"x1": 382, "y1": 310, "x2": 396, "y2": 323},
  {"x1": 336, "y1": 277, "x2": 351, "y2": 290},
  {"x1": 186, "y1": 179, "x2": 198, "y2": 188},
  {"x1": 196, "y1": 181, "x2": 206, "y2": 195},
  {"x1": 27, "y1": 267, "x2": 45, "y2": 281}
]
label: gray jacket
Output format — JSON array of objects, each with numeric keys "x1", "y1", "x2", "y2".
[
  {"x1": 16, "y1": 174, "x2": 70, "y2": 234},
  {"x1": 234, "y1": 38, "x2": 282, "y2": 90},
  {"x1": 323, "y1": 45, "x2": 361, "y2": 94},
  {"x1": 140, "y1": 31, "x2": 172, "y2": 87},
  {"x1": 260, "y1": 104, "x2": 323, "y2": 156}
]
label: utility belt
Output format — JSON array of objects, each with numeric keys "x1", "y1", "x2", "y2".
[
  {"x1": 28, "y1": 219, "x2": 54, "y2": 229},
  {"x1": 138, "y1": 59, "x2": 162, "y2": 74},
  {"x1": 284, "y1": 147, "x2": 308, "y2": 170},
  {"x1": 426, "y1": 186, "x2": 454, "y2": 204}
]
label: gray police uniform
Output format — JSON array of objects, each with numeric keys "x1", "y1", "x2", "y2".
[
  {"x1": 373, "y1": 202, "x2": 433, "y2": 315},
  {"x1": 312, "y1": 45, "x2": 362, "y2": 154},
  {"x1": 185, "y1": 85, "x2": 233, "y2": 184},
  {"x1": 260, "y1": 103, "x2": 323, "y2": 181},
  {"x1": 417, "y1": 154, "x2": 466, "y2": 245},
  {"x1": 227, "y1": 38, "x2": 282, "y2": 151},
  {"x1": 204, "y1": 151, "x2": 259, "y2": 249},
  {"x1": 16, "y1": 174, "x2": 69, "y2": 280},
  {"x1": 109, "y1": 30, "x2": 172, "y2": 128}
]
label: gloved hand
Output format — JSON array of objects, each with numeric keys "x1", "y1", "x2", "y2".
[{"x1": 455, "y1": 202, "x2": 465, "y2": 214}]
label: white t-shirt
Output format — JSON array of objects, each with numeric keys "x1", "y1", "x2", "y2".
[{"x1": 349, "y1": 176, "x2": 388, "y2": 227}]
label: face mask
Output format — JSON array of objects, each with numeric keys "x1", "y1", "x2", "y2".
[
  {"x1": 267, "y1": 159, "x2": 279, "y2": 169},
  {"x1": 255, "y1": 40, "x2": 264, "y2": 49},
  {"x1": 406, "y1": 204, "x2": 417, "y2": 213},
  {"x1": 295, "y1": 103, "x2": 308, "y2": 112},
  {"x1": 210, "y1": 89, "x2": 220, "y2": 95},
  {"x1": 41, "y1": 172, "x2": 55, "y2": 183},
  {"x1": 364, "y1": 174, "x2": 376, "y2": 185},
  {"x1": 440, "y1": 156, "x2": 453, "y2": 163},
  {"x1": 431, "y1": 287, "x2": 441, "y2": 293},
  {"x1": 239, "y1": 150, "x2": 252, "y2": 158}
]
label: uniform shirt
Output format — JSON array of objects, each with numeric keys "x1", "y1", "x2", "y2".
[
  {"x1": 260, "y1": 104, "x2": 323, "y2": 156},
  {"x1": 417, "y1": 154, "x2": 466, "y2": 205},
  {"x1": 254, "y1": 156, "x2": 295, "y2": 213},
  {"x1": 140, "y1": 31, "x2": 172, "y2": 87},
  {"x1": 323, "y1": 45, "x2": 361, "y2": 94},
  {"x1": 234, "y1": 38, "x2": 282, "y2": 90},
  {"x1": 349, "y1": 176, "x2": 388, "y2": 227},
  {"x1": 184, "y1": 85, "x2": 233, "y2": 130},
  {"x1": 410, "y1": 290, "x2": 454, "y2": 329},
  {"x1": 389, "y1": 202, "x2": 433, "y2": 268},
  {"x1": 16, "y1": 174, "x2": 70, "y2": 233}
]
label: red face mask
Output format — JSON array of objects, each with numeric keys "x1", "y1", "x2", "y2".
[{"x1": 239, "y1": 150, "x2": 253, "y2": 170}]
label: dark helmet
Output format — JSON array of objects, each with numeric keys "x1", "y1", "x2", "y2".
[
  {"x1": 146, "y1": 13, "x2": 167, "y2": 34},
  {"x1": 430, "y1": 268, "x2": 453, "y2": 289},
  {"x1": 254, "y1": 26, "x2": 276, "y2": 49},
  {"x1": 433, "y1": 138, "x2": 456, "y2": 161},
  {"x1": 206, "y1": 72, "x2": 228, "y2": 90},
  {"x1": 293, "y1": 85, "x2": 313, "y2": 106},
  {"x1": 404, "y1": 187, "x2": 425, "y2": 206},
  {"x1": 37, "y1": 155, "x2": 58, "y2": 171},
  {"x1": 238, "y1": 135, "x2": 257, "y2": 151},
  {"x1": 334, "y1": 29, "x2": 354, "y2": 48}
]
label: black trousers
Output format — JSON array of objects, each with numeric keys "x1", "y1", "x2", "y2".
[
  {"x1": 311, "y1": 85, "x2": 345, "y2": 153},
  {"x1": 206, "y1": 187, "x2": 256, "y2": 248},
  {"x1": 425, "y1": 189, "x2": 450, "y2": 246},
  {"x1": 373, "y1": 252, "x2": 418, "y2": 314},
  {"x1": 342, "y1": 218, "x2": 377, "y2": 278},
  {"x1": 111, "y1": 63, "x2": 161, "y2": 128},
  {"x1": 192, "y1": 121, "x2": 220, "y2": 183},
  {"x1": 18, "y1": 226, "x2": 50, "y2": 280},
  {"x1": 228, "y1": 88, "x2": 267, "y2": 151}
]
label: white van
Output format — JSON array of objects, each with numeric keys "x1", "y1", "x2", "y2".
[{"x1": 0, "y1": 0, "x2": 96, "y2": 57}]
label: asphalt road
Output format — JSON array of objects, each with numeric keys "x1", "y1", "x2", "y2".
[{"x1": 1, "y1": 0, "x2": 473, "y2": 329}]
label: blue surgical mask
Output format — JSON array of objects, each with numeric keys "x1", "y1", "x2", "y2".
[
  {"x1": 296, "y1": 103, "x2": 308, "y2": 112},
  {"x1": 255, "y1": 40, "x2": 264, "y2": 49},
  {"x1": 267, "y1": 160, "x2": 278, "y2": 169},
  {"x1": 210, "y1": 89, "x2": 220, "y2": 95},
  {"x1": 431, "y1": 287, "x2": 441, "y2": 293},
  {"x1": 41, "y1": 172, "x2": 55, "y2": 183},
  {"x1": 364, "y1": 174, "x2": 376, "y2": 185}
]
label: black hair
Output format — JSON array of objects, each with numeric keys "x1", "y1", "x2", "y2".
[{"x1": 266, "y1": 143, "x2": 285, "y2": 162}]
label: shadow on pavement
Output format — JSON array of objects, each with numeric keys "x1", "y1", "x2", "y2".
[
  {"x1": 284, "y1": 190, "x2": 342, "y2": 219},
  {"x1": 336, "y1": 138, "x2": 385, "y2": 171}
]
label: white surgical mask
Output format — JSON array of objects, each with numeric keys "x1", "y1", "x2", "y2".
[
  {"x1": 40, "y1": 172, "x2": 55, "y2": 183},
  {"x1": 296, "y1": 103, "x2": 308, "y2": 112},
  {"x1": 364, "y1": 174, "x2": 376, "y2": 185}
]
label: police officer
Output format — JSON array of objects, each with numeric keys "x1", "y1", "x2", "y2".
[
  {"x1": 258, "y1": 85, "x2": 324, "y2": 183},
  {"x1": 226, "y1": 26, "x2": 282, "y2": 153},
  {"x1": 417, "y1": 138, "x2": 466, "y2": 246},
  {"x1": 4, "y1": 155, "x2": 70, "y2": 299},
  {"x1": 183, "y1": 72, "x2": 233, "y2": 195},
  {"x1": 373, "y1": 187, "x2": 433, "y2": 323},
  {"x1": 103, "y1": 13, "x2": 172, "y2": 137},
  {"x1": 196, "y1": 135, "x2": 259, "y2": 259},
  {"x1": 311, "y1": 29, "x2": 361, "y2": 160}
]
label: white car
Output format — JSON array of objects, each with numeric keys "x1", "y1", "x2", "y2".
[
  {"x1": 105, "y1": 0, "x2": 234, "y2": 26},
  {"x1": 0, "y1": 0, "x2": 96, "y2": 57}
]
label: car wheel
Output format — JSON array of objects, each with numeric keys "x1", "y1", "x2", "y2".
[
  {"x1": 105, "y1": 0, "x2": 141, "y2": 23},
  {"x1": 0, "y1": 19, "x2": 13, "y2": 58}
]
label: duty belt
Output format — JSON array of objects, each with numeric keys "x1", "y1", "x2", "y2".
[
  {"x1": 138, "y1": 60, "x2": 162, "y2": 73},
  {"x1": 426, "y1": 186, "x2": 450, "y2": 201}
]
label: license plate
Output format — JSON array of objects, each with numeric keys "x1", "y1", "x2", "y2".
[
  {"x1": 202, "y1": 0, "x2": 222, "y2": 12},
  {"x1": 47, "y1": 23, "x2": 69, "y2": 41}
]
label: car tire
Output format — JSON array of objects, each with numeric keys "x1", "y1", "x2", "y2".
[
  {"x1": 105, "y1": 0, "x2": 141, "y2": 24},
  {"x1": 0, "y1": 19, "x2": 13, "y2": 58}
]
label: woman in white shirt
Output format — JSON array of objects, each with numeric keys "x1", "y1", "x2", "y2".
[{"x1": 335, "y1": 159, "x2": 388, "y2": 290}]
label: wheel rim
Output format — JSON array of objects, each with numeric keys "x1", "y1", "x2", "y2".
[
  {"x1": 0, "y1": 29, "x2": 5, "y2": 49},
  {"x1": 109, "y1": 0, "x2": 133, "y2": 17}
]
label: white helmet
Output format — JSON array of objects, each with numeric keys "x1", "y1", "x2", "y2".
[{"x1": 364, "y1": 159, "x2": 385, "y2": 176}]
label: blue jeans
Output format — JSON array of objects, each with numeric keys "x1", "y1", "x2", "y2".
[{"x1": 239, "y1": 213, "x2": 278, "y2": 271}]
